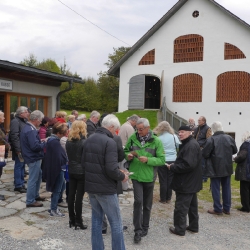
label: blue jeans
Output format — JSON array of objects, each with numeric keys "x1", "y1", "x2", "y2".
[
  {"x1": 26, "y1": 160, "x2": 42, "y2": 205},
  {"x1": 211, "y1": 176, "x2": 231, "y2": 213},
  {"x1": 51, "y1": 171, "x2": 65, "y2": 211},
  {"x1": 89, "y1": 193, "x2": 125, "y2": 250},
  {"x1": 14, "y1": 155, "x2": 25, "y2": 188}
]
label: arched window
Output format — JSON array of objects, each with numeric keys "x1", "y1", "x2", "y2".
[
  {"x1": 224, "y1": 43, "x2": 246, "y2": 60},
  {"x1": 139, "y1": 49, "x2": 155, "y2": 65},
  {"x1": 173, "y1": 73, "x2": 202, "y2": 102},
  {"x1": 217, "y1": 71, "x2": 250, "y2": 102},
  {"x1": 173, "y1": 34, "x2": 204, "y2": 63}
]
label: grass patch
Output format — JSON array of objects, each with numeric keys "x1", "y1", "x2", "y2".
[
  {"x1": 25, "y1": 221, "x2": 35, "y2": 226},
  {"x1": 115, "y1": 110, "x2": 158, "y2": 129}
]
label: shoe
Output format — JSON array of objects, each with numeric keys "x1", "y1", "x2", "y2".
[
  {"x1": 141, "y1": 229, "x2": 148, "y2": 237},
  {"x1": 22, "y1": 185, "x2": 27, "y2": 190},
  {"x1": 222, "y1": 209, "x2": 230, "y2": 215},
  {"x1": 35, "y1": 196, "x2": 46, "y2": 202},
  {"x1": 186, "y1": 226, "x2": 198, "y2": 234},
  {"x1": 207, "y1": 209, "x2": 223, "y2": 215},
  {"x1": 0, "y1": 195, "x2": 5, "y2": 201},
  {"x1": 14, "y1": 187, "x2": 27, "y2": 193},
  {"x1": 26, "y1": 201, "x2": 43, "y2": 207},
  {"x1": 169, "y1": 227, "x2": 185, "y2": 237},
  {"x1": 102, "y1": 229, "x2": 107, "y2": 235},
  {"x1": 75, "y1": 222, "x2": 87, "y2": 230},
  {"x1": 134, "y1": 232, "x2": 141, "y2": 243},
  {"x1": 123, "y1": 226, "x2": 128, "y2": 231},
  {"x1": 69, "y1": 220, "x2": 75, "y2": 228},
  {"x1": 58, "y1": 201, "x2": 68, "y2": 208},
  {"x1": 159, "y1": 200, "x2": 166, "y2": 204},
  {"x1": 50, "y1": 209, "x2": 65, "y2": 217},
  {"x1": 237, "y1": 207, "x2": 250, "y2": 213}
]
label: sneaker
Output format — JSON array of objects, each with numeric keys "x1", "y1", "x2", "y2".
[
  {"x1": 50, "y1": 209, "x2": 65, "y2": 217},
  {"x1": 102, "y1": 229, "x2": 107, "y2": 235},
  {"x1": 58, "y1": 201, "x2": 68, "y2": 208}
]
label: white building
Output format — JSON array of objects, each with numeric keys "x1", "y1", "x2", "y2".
[{"x1": 108, "y1": 0, "x2": 250, "y2": 146}]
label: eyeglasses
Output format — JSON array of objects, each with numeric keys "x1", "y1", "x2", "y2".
[{"x1": 137, "y1": 127, "x2": 147, "y2": 131}]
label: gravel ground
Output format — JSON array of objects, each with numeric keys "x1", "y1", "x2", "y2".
[{"x1": 1, "y1": 187, "x2": 250, "y2": 250}]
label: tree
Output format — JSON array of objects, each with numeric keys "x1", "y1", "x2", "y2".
[
  {"x1": 105, "y1": 46, "x2": 131, "y2": 69},
  {"x1": 36, "y1": 59, "x2": 61, "y2": 74},
  {"x1": 20, "y1": 53, "x2": 38, "y2": 67}
]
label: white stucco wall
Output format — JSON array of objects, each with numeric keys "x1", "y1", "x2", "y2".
[
  {"x1": 10, "y1": 80, "x2": 59, "y2": 117},
  {"x1": 118, "y1": 0, "x2": 250, "y2": 147}
]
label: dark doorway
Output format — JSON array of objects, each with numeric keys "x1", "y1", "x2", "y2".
[
  {"x1": 0, "y1": 94, "x2": 4, "y2": 112},
  {"x1": 144, "y1": 75, "x2": 160, "y2": 109}
]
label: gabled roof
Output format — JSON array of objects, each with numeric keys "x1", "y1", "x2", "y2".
[
  {"x1": 0, "y1": 60, "x2": 84, "y2": 86},
  {"x1": 108, "y1": 0, "x2": 250, "y2": 77}
]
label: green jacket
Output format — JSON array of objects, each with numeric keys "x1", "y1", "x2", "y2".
[{"x1": 124, "y1": 131, "x2": 165, "y2": 182}]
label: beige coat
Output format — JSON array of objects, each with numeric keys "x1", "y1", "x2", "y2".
[{"x1": 118, "y1": 121, "x2": 135, "y2": 146}]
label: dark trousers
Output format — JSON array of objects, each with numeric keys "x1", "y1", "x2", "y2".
[
  {"x1": 174, "y1": 192, "x2": 199, "y2": 236},
  {"x1": 240, "y1": 181, "x2": 250, "y2": 212},
  {"x1": 210, "y1": 176, "x2": 231, "y2": 213},
  {"x1": 68, "y1": 173, "x2": 85, "y2": 223},
  {"x1": 132, "y1": 180, "x2": 154, "y2": 233},
  {"x1": 158, "y1": 161, "x2": 174, "y2": 202}
]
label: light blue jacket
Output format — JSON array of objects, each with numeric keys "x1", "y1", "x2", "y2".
[{"x1": 158, "y1": 132, "x2": 181, "y2": 162}]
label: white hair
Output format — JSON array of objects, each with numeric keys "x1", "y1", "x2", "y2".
[
  {"x1": 137, "y1": 118, "x2": 150, "y2": 127},
  {"x1": 77, "y1": 114, "x2": 86, "y2": 120},
  {"x1": 16, "y1": 106, "x2": 28, "y2": 116},
  {"x1": 128, "y1": 115, "x2": 139, "y2": 122},
  {"x1": 102, "y1": 114, "x2": 120, "y2": 130},
  {"x1": 30, "y1": 110, "x2": 44, "y2": 121},
  {"x1": 210, "y1": 121, "x2": 223, "y2": 133},
  {"x1": 90, "y1": 110, "x2": 100, "y2": 118},
  {"x1": 242, "y1": 131, "x2": 250, "y2": 142}
]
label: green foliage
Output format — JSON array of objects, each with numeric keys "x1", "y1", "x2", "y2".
[
  {"x1": 36, "y1": 59, "x2": 61, "y2": 74},
  {"x1": 20, "y1": 53, "x2": 38, "y2": 67},
  {"x1": 105, "y1": 46, "x2": 131, "y2": 69}
]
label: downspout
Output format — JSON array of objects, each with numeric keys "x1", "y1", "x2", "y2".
[{"x1": 56, "y1": 80, "x2": 73, "y2": 110}]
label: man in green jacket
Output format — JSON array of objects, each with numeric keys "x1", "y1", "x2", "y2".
[{"x1": 124, "y1": 118, "x2": 165, "y2": 244}]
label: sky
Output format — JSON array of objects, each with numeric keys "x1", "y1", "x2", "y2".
[{"x1": 0, "y1": 0, "x2": 250, "y2": 80}]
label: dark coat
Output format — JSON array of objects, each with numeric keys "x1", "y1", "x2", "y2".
[
  {"x1": 43, "y1": 135, "x2": 67, "y2": 192},
  {"x1": 86, "y1": 119, "x2": 97, "y2": 137},
  {"x1": 66, "y1": 135, "x2": 86, "y2": 175},
  {"x1": 202, "y1": 131, "x2": 237, "y2": 178},
  {"x1": 9, "y1": 115, "x2": 27, "y2": 159},
  {"x1": 234, "y1": 141, "x2": 250, "y2": 181},
  {"x1": 170, "y1": 136, "x2": 202, "y2": 193},
  {"x1": 193, "y1": 123, "x2": 211, "y2": 147},
  {"x1": 20, "y1": 123, "x2": 45, "y2": 164},
  {"x1": 82, "y1": 127, "x2": 125, "y2": 195}
]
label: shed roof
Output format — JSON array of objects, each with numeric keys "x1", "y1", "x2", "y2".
[
  {"x1": 0, "y1": 60, "x2": 84, "y2": 87},
  {"x1": 108, "y1": 0, "x2": 250, "y2": 77}
]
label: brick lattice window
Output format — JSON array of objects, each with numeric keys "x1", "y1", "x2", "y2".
[
  {"x1": 139, "y1": 49, "x2": 155, "y2": 65},
  {"x1": 224, "y1": 43, "x2": 246, "y2": 60},
  {"x1": 174, "y1": 34, "x2": 204, "y2": 63},
  {"x1": 217, "y1": 71, "x2": 250, "y2": 102},
  {"x1": 173, "y1": 73, "x2": 202, "y2": 102}
]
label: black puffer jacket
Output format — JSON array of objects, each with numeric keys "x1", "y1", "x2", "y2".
[
  {"x1": 170, "y1": 136, "x2": 202, "y2": 193},
  {"x1": 234, "y1": 141, "x2": 250, "y2": 181},
  {"x1": 9, "y1": 115, "x2": 27, "y2": 158},
  {"x1": 66, "y1": 135, "x2": 86, "y2": 175},
  {"x1": 82, "y1": 127, "x2": 125, "y2": 194},
  {"x1": 202, "y1": 131, "x2": 237, "y2": 177}
]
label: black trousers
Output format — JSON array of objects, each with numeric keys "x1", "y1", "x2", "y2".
[
  {"x1": 68, "y1": 173, "x2": 85, "y2": 223},
  {"x1": 157, "y1": 161, "x2": 174, "y2": 202},
  {"x1": 240, "y1": 181, "x2": 250, "y2": 212},
  {"x1": 174, "y1": 192, "x2": 199, "y2": 236},
  {"x1": 132, "y1": 179, "x2": 155, "y2": 233}
]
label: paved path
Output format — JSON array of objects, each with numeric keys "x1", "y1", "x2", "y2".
[{"x1": 1, "y1": 160, "x2": 250, "y2": 250}]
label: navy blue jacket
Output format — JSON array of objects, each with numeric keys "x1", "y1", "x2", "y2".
[{"x1": 20, "y1": 122, "x2": 46, "y2": 164}]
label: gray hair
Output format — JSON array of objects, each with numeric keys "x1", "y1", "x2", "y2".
[
  {"x1": 0, "y1": 111, "x2": 4, "y2": 117},
  {"x1": 77, "y1": 114, "x2": 86, "y2": 120},
  {"x1": 153, "y1": 121, "x2": 174, "y2": 135},
  {"x1": 128, "y1": 114, "x2": 139, "y2": 122},
  {"x1": 242, "y1": 131, "x2": 250, "y2": 142},
  {"x1": 102, "y1": 114, "x2": 120, "y2": 130},
  {"x1": 90, "y1": 110, "x2": 100, "y2": 118},
  {"x1": 29, "y1": 110, "x2": 44, "y2": 121},
  {"x1": 137, "y1": 118, "x2": 150, "y2": 127},
  {"x1": 211, "y1": 121, "x2": 223, "y2": 133},
  {"x1": 16, "y1": 106, "x2": 28, "y2": 116}
]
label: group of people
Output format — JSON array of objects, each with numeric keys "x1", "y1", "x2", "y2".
[{"x1": 1, "y1": 107, "x2": 249, "y2": 250}]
